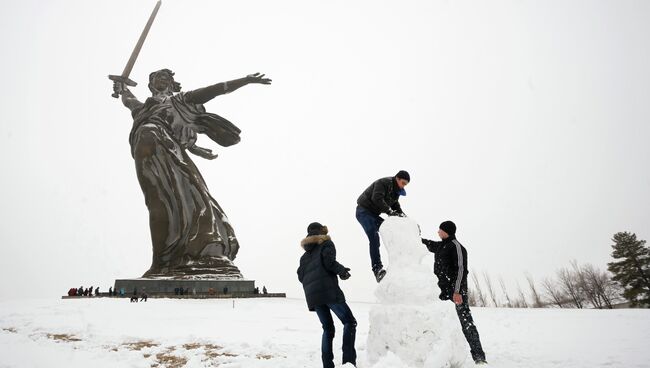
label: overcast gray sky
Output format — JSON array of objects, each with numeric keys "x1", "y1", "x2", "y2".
[{"x1": 0, "y1": 0, "x2": 648, "y2": 302}]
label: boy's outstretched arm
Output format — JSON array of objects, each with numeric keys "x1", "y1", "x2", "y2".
[{"x1": 421, "y1": 238, "x2": 442, "y2": 253}]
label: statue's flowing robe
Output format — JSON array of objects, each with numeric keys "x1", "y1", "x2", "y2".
[{"x1": 129, "y1": 92, "x2": 241, "y2": 277}]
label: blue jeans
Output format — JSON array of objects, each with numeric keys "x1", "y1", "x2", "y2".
[
  {"x1": 314, "y1": 302, "x2": 357, "y2": 368},
  {"x1": 355, "y1": 206, "x2": 384, "y2": 271}
]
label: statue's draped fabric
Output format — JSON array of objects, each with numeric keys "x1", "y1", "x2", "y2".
[{"x1": 129, "y1": 92, "x2": 241, "y2": 277}]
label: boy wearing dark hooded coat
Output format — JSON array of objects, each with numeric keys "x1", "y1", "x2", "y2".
[{"x1": 298, "y1": 222, "x2": 357, "y2": 368}]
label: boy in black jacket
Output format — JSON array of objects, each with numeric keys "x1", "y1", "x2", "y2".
[
  {"x1": 356, "y1": 170, "x2": 410, "y2": 282},
  {"x1": 421, "y1": 221, "x2": 487, "y2": 365},
  {"x1": 298, "y1": 222, "x2": 357, "y2": 368}
]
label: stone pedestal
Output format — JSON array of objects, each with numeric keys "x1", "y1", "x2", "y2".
[{"x1": 114, "y1": 278, "x2": 254, "y2": 295}]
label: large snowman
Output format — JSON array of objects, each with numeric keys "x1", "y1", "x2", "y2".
[{"x1": 367, "y1": 217, "x2": 470, "y2": 368}]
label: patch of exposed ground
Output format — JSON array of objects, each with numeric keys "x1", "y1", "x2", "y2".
[
  {"x1": 204, "y1": 347, "x2": 238, "y2": 359},
  {"x1": 153, "y1": 352, "x2": 187, "y2": 368},
  {"x1": 2, "y1": 327, "x2": 17, "y2": 333},
  {"x1": 46, "y1": 333, "x2": 81, "y2": 342},
  {"x1": 122, "y1": 340, "x2": 160, "y2": 351},
  {"x1": 151, "y1": 347, "x2": 188, "y2": 368},
  {"x1": 179, "y1": 343, "x2": 235, "y2": 358}
]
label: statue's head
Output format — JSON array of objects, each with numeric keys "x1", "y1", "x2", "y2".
[{"x1": 148, "y1": 69, "x2": 182, "y2": 95}]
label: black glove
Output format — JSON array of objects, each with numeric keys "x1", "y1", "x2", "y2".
[
  {"x1": 387, "y1": 209, "x2": 399, "y2": 217},
  {"x1": 339, "y1": 268, "x2": 351, "y2": 280}
]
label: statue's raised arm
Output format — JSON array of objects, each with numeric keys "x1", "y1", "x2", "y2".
[
  {"x1": 113, "y1": 82, "x2": 144, "y2": 112},
  {"x1": 185, "y1": 73, "x2": 272, "y2": 105}
]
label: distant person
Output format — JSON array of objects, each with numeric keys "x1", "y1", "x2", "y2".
[
  {"x1": 109, "y1": 287, "x2": 113, "y2": 297},
  {"x1": 223, "y1": 286, "x2": 229, "y2": 295},
  {"x1": 254, "y1": 287, "x2": 259, "y2": 295},
  {"x1": 78, "y1": 286, "x2": 83, "y2": 295},
  {"x1": 356, "y1": 170, "x2": 409, "y2": 282},
  {"x1": 140, "y1": 293, "x2": 148, "y2": 302},
  {"x1": 421, "y1": 221, "x2": 487, "y2": 365},
  {"x1": 89, "y1": 286, "x2": 94, "y2": 297},
  {"x1": 297, "y1": 222, "x2": 356, "y2": 368},
  {"x1": 95, "y1": 287, "x2": 100, "y2": 296},
  {"x1": 67, "y1": 288, "x2": 75, "y2": 296},
  {"x1": 262, "y1": 286, "x2": 268, "y2": 295}
]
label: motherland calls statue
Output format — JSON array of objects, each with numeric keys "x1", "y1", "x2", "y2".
[
  {"x1": 108, "y1": 1, "x2": 271, "y2": 283},
  {"x1": 112, "y1": 70, "x2": 271, "y2": 278}
]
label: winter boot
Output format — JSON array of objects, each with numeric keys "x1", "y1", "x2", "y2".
[{"x1": 373, "y1": 268, "x2": 387, "y2": 283}]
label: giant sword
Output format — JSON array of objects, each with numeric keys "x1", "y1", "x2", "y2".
[{"x1": 108, "y1": 0, "x2": 162, "y2": 98}]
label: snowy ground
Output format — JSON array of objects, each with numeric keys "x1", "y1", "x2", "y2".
[{"x1": 0, "y1": 297, "x2": 648, "y2": 368}]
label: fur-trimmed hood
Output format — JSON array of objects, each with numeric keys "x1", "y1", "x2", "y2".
[{"x1": 300, "y1": 235, "x2": 331, "y2": 250}]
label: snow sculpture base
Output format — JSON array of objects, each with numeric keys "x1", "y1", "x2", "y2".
[{"x1": 367, "y1": 217, "x2": 469, "y2": 368}]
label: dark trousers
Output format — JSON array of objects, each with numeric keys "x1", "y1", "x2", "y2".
[
  {"x1": 314, "y1": 302, "x2": 357, "y2": 368},
  {"x1": 455, "y1": 295, "x2": 486, "y2": 362},
  {"x1": 355, "y1": 206, "x2": 384, "y2": 271}
]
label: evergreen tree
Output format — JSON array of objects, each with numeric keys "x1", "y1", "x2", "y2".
[{"x1": 607, "y1": 232, "x2": 650, "y2": 307}]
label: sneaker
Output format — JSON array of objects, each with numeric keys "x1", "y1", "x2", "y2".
[
  {"x1": 374, "y1": 268, "x2": 387, "y2": 283},
  {"x1": 474, "y1": 359, "x2": 488, "y2": 365}
]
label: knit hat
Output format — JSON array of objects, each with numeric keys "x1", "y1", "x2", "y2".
[
  {"x1": 307, "y1": 222, "x2": 328, "y2": 236},
  {"x1": 395, "y1": 170, "x2": 410, "y2": 182},
  {"x1": 439, "y1": 221, "x2": 457, "y2": 236}
]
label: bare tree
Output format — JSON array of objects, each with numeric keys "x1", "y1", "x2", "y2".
[
  {"x1": 526, "y1": 273, "x2": 544, "y2": 308},
  {"x1": 499, "y1": 276, "x2": 512, "y2": 308},
  {"x1": 515, "y1": 281, "x2": 529, "y2": 308},
  {"x1": 467, "y1": 286, "x2": 478, "y2": 307},
  {"x1": 574, "y1": 262, "x2": 604, "y2": 308},
  {"x1": 483, "y1": 272, "x2": 499, "y2": 307},
  {"x1": 571, "y1": 260, "x2": 603, "y2": 309},
  {"x1": 582, "y1": 263, "x2": 622, "y2": 309},
  {"x1": 542, "y1": 277, "x2": 566, "y2": 308},
  {"x1": 471, "y1": 271, "x2": 487, "y2": 307},
  {"x1": 557, "y1": 266, "x2": 585, "y2": 308},
  {"x1": 601, "y1": 274, "x2": 624, "y2": 307}
]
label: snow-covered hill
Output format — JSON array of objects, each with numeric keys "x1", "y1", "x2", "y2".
[{"x1": 0, "y1": 297, "x2": 648, "y2": 368}]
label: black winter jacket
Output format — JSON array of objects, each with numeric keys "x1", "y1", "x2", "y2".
[
  {"x1": 356, "y1": 177, "x2": 404, "y2": 216},
  {"x1": 297, "y1": 235, "x2": 347, "y2": 311},
  {"x1": 422, "y1": 236, "x2": 469, "y2": 300}
]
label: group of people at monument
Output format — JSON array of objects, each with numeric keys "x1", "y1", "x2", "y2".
[
  {"x1": 297, "y1": 171, "x2": 487, "y2": 367},
  {"x1": 67, "y1": 286, "x2": 99, "y2": 297}
]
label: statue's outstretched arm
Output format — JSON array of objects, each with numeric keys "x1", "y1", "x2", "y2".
[
  {"x1": 185, "y1": 73, "x2": 272, "y2": 104},
  {"x1": 113, "y1": 82, "x2": 144, "y2": 111}
]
